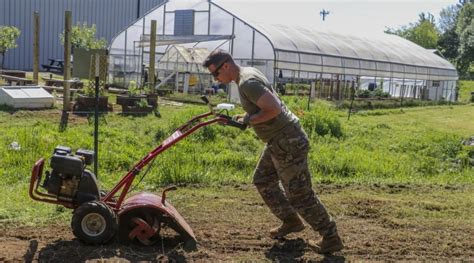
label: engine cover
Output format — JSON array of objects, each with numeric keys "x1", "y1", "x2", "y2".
[{"x1": 50, "y1": 154, "x2": 84, "y2": 178}]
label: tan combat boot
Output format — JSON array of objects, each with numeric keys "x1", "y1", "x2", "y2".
[
  {"x1": 308, "y1": 232, "x2": 344, "y2": 254},
  {"x1": 270, "y1": 215, "x2": 305, "y2": 239}
]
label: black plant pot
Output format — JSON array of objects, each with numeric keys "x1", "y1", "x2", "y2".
[
  {"x1": 116, "y1": 95, "x2": 147, "y2": 107},
  {"x1": 146, "y1": 94, "x2": 158, "y2": 108},
  {"x1": 74, "y1": 95, "x2": 109, "y2": 113},
  {"x1": 122, "y1": 105, "x2": 154, "y2": 116}
]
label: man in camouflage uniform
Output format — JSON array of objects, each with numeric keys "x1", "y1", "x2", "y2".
[{"x1": 203, "y1": 50, "x2": 343, "y2": 254}]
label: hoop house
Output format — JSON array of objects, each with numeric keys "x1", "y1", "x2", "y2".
[{"x1": 109, "y1": 0, "x2": 458, "y2": 101}]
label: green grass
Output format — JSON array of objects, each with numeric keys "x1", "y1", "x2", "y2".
[
  {"x1": 0, "y1": 96, "x2": 472, "y2": 224},
  {"x1": 0, "y1": 100, "x2": 472, "y2": 188},
  {"x1": 458, "y1": 80, "x2": 474, "y2": 103},
  {"x1": 318, "y1": 103, "x2": 474, "y2": 184}
]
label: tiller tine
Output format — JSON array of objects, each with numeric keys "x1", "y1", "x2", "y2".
[{"x1": 128, "y1": 216, "x2": 161, "y2": 245}]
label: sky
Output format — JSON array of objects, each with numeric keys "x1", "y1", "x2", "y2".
[{"x1": 214, "y1": 0, "x2": 459, "y2": 36}]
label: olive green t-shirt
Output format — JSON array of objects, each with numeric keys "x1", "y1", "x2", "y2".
[{"x1": 237, "y1": 67, "x2": 298, "y2": 142}]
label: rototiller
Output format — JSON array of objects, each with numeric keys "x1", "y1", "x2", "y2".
[{"x1": 29, "y1": 96, "x2": 244, "y2": 249}]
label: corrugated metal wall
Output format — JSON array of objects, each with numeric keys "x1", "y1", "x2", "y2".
[{"x1": 0, "y1": 0, "x2": 164, "y2": 70}]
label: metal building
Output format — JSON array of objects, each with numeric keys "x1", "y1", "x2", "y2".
[{"x1": 0, "y1": 0, "x2": 164, "y2": 70}]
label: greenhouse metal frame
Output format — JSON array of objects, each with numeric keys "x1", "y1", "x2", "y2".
[{"x1": 109, "y1": 0, "x2": 458, "y2": 101}]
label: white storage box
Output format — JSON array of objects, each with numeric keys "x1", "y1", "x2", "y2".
[{"x1": 0, "y1": 86, "x2": 54, "y2": 109}]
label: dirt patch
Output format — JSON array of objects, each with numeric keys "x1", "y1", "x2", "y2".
[
  {"x1": 9, "y1": 109, "x2": 89, "y2": 125},
  {"x1": 1, "y1": 184, "x2": 473, "y2": 262}
]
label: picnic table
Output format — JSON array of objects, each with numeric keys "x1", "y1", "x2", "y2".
[
  {"x1": 42, "y1": 58, "x2": 64, "y2": 73},
  {"x1": 0, "y1": 74, "x2": 35, "y2": 86},
  {"x1": 0, "y1": 70, "x2": 27, "y2": 78},
  {"x1": 41, "y1": 77, "x2": 83, "y2": 89},
  {"x1": 42, "y1": 85, "x2": 79, "y2": 98}
]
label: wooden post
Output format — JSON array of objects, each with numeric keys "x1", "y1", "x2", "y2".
[
  {"x1": 63, "y1": 11, "x2": 72, "y2": 111},
  {"x1": 33, "y1": 12, "x2": 40, "y2": 84},
  {"x1": 400, "y1": 79, "x2": 405, "y2": 107},
  {"x1": 308, "y1": 80, "x2": 315, "y2": 110},
  {"x1": 348, "y1": 77, "x2": 357, "y2": 120},
  {"x1": 319, "y1": 73, "x2": 323, "y2": 98},
  {"x1": 329, "y1": 75, "x2": 334, "y2": 99},
  {"x1": 149, "y1": 20, "x2": 157, "y2": 88}
]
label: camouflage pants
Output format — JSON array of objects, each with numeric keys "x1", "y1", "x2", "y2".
[{"x1": 253, "y1": 123, "x2": 337, "y2": 237}]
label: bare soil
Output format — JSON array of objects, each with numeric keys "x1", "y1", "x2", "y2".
[{"x1": 1, "y1": 184, "x2": 473, "y2": 262}]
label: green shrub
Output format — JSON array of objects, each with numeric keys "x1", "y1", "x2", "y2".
[
  {"x1": 285, "y1": 83, "x2": 310, "y2": 92},
  {"x1": 373, "y1": 88, "x2": 391, "y2": 98},
  {"x1": 282, "y1": 97, "x2": 343, "y2": 138},
  {"x1": 60, "y1": 22, "x2": 107, "y2": 50},
  {"x1": 0, "y1": 26, "x2": 21, "y2": 68},
  {"x1": 356, "y1": 89, "x2": 371, "y2": 98},
  {"x1": 299, "y1": 105, "x2": 343, "y2": 138}
]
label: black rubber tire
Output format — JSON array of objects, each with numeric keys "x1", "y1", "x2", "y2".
[{"x1": 71, "y1": 201, "x2": 118, "y2": 244}]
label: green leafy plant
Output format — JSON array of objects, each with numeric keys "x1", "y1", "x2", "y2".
[
  {"x1": 300, "y1": 105, "x2": 343, "y2": 138},
  {"x1": 355, "y1": 88, "x2": 391, "y2": 99},
  {"x1": 144, "y1": 84, "x2": 156, "y2": 95},
  {"x1": 82, "y1": 85, "x2": 105, "y2": 97},
  {"x1": 60, "y1": 22, "x2": 107, "y2": 50},
  {"x1": 356, "y1": 89, "x2": 371, "y2": 98},
  {"x1": 127, "y1": 80, "x2": 141, "y2": 96},
  {"x1": 0, "y1": 26, "x2": 21, "y2": 69},
  {"x1": 135, "y1": 99, "x2": 149, "y2": 108},
  {"x1": 373, "y1": 88, "x2": 391, "y2": 98}
]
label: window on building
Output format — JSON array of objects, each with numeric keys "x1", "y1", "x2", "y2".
[{"x1": 174, "y1": 10, "x2": 195, "y2": 36}]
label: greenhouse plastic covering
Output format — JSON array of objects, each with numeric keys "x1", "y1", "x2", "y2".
[{"x1": 109, "y1": 0, "x2": 458, "y2": 87}]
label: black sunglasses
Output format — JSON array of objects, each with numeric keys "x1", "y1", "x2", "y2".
[{"x1": 210, "y1": 59, "x2": 228, "y2": 78}]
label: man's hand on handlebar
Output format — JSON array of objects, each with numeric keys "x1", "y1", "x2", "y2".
[
  {"x1": 216, "y1": 114, "x2": 248, "y2": 130},
  {"x1": 232, "y1": 113, "x2": 250, "y2": 126}
]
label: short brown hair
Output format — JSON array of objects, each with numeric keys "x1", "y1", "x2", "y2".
[{"x1": 202, "y1": 49, "x2": 234, "y2": 68}]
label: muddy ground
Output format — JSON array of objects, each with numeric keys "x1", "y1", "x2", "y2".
[{"x1": 1, "y1": 184, "x2": 473, "y2": 262}]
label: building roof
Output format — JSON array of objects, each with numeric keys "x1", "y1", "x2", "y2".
[
  {"x1": 212, "y1": 1, "x2": 458, "y2": 80},
  {"x1": 173, "y1": 46, "x2": 210, "y2": 64},
  {"x1": 109, "y1": 0, "x2": 458, "y2": 81},
  {"x1": 256, "y1": 23, "x2": 454, "y2": 70}
]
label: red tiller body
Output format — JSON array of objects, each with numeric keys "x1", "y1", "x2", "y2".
[{"x1": 29, "y1": 103, "x2": 246, "y2": 247}]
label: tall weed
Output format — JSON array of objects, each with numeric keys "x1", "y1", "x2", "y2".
[{"x1": 284, "y1": 97, "x2": 343, "y2": 138}]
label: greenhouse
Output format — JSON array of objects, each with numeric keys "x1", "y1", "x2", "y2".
[
  {"x1": 155, "y1": 45, "x2": 212, "y2": 93},
  {"x1": 109, "y1": 0, "x2": 458, "y2": 101}
]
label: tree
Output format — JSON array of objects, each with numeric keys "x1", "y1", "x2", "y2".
[
  {"x1": 385, "y1": 12, "x2": 439, "y2": 49},
  {"x1": 0, "y1": 26, "x2": 21, "y2": 69},
  {"x1": 60, "y1": 22, "x2": 107, "y2": 50},
  {"x1": 437, "y1": 5, "x2": 461, "y2": 61},
  {"x1": 437, "y1": 29, "x2": 459, "y2": 60},
  {"x1": 455, "y1": 2, "x2": 473, "y2": 78},
  {"x1": 438, "y1": 5, "x2": 460, "y2": 33},
  {"x1": 411, "y1": 20, "x2": 440, "y2": 48}
]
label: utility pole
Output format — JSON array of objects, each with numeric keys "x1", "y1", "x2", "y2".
[{"x1": 320, "y1": 9, "x2": 330, "y2": 21}]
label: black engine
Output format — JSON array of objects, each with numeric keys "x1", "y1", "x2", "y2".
[{"x1": 42, "y1": 146, "x2": 100, "y2": 204}]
